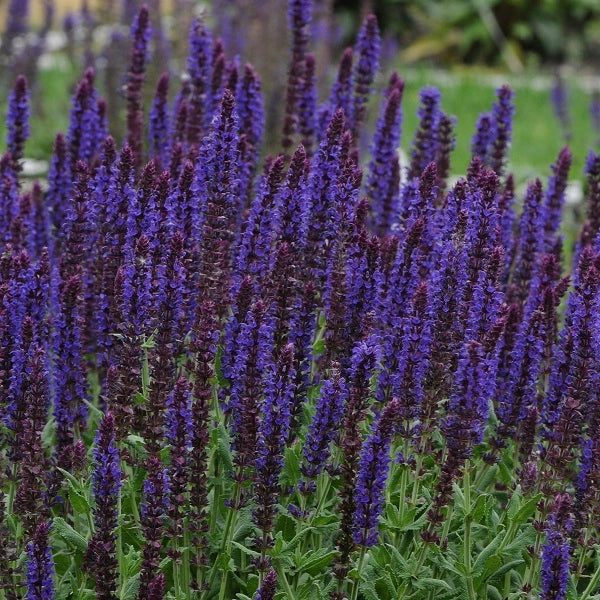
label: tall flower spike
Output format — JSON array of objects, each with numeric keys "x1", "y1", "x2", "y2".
[
  {"x1": 512, "y1": 179, "x2": 544, "y2": 303},
  {"x1": 321, "y1": 47, "x2": 353, "y2": 132},
  {"x1": 298, "y1": 53, "x2": 317, "y2": 156},
  {"x1": 253, "y1": 344, "x2": 295, "y2": 551},
  {"x1": 282, "y1": 0, "x2": 312, "y2": 150},
  {"x1": 471, "y1": 112, "x2": 493, "y2": 166},
  {"x1": 126, "y1": 5, "x2": 151, "y2": 169},
  {"x1": 408, "y1": 86, "x2": 441, "y2": 179},
  {"x1": 580, "y1": 151, "x2": 600, "y2": 249},
  {"x1": 25, "y1": 521, "x2": 55, "y2": 600},
  {"x1": 542, "y1": 147, "x2": 572, "y2": 252},
  {"x1": 138, "y1": 456, "x2": 169, "y2": 600},
  {"x1": 185, "y1": 18, "x2": 212, "y2": 145},
  {"x1": 236, "y1": 64, "x2": 265, "y2": 207},
  {"x1": 367, "y1": 73, "x2": 404, "y2": 233},
  {"x1": 254, "y1": 569, "x2": 277, "y2": 600},
  {"x1": 84, "y1": 413, "x2": 121, "y2": 600},
  {"x1": 6, "y1": 75, "x2": 30, "y2": 169},
  {"x1": 149, "y1": 72, "x2": 171, "y2": 166},
  {"x1": 165, "y1": 377, "x2": 192, "y2": 557},
  {"x1": 350, "y1": 14, "x2": 380, "y2": 140},
  {"x1": 353, "y1": 398, "x2": 400, "y2": 547},
  {"x1": 540, "y1": 494, "x2": 573, "y2": 600},
  {"x1": 66, "y1": 69, "x2": 102, "y2": 168},
  {"x1": 550, "y1": 74, "x2": 571, "y2": 142},
  {"x1": 301, "y1": 366, "x2": 347, "y2": 487},
  {"x1": 489, "y1": 85, "x2": 515, "y2": 177},
  {"x1": 46, "y1": 133, "x2": 71, "y2": 233}
]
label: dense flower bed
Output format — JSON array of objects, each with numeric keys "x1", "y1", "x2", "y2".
[{"x1": 2, "y1": 2, "x2": 600, "y2": 600}]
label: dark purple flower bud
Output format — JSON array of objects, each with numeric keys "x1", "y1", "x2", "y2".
[
  {"x1": 353, "y1": 398, "x2": 400, "y2": 546},
  {"x1": 254, "y1": 569, "x2": 277, "y2": 600},
  {"x1": 126, "y1": 5, "x2": 151, "y2": 169},
  {"x1": 146, "y1": 574, "x2": 166, "y2": 600},
  {"x1": 6, "y1": 75, "x2": 30, "y2": 169},
  {"x1": 253, "y1": 344, "x2": 295, "y2": 548},
  {"x1": 25, "y1": 521, "x2": 55, "y2": 600},
  {"x1": 85, "y1": 413, "x2": 121, "y2": 600},
  {"x1": 350, "y1": 14, "x2": 380, "y2": 140},
  {"x1": 149, "y1": 73, "x2": 171, "y2": 166}
]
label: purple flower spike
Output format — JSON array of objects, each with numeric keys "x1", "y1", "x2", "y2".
[
  {"x1": 126, "y1": 5, "x2": 151, "y2": 169},
  {"x1": 85, "y1": 413, "x2": 121, "y2": 600},
  {"x1": 254, "y1": 569, "x2": 277, "y2": 600},
  {"x1": 185, "y1": 18, "x2": 212, "y2": 145},
  {"x1": 301, "y1": 366, "x2": 347, "y2": 486},
  {"x1": 282, "y1": 0, "x2": 312, "y2": 150},
  {"x1": 471, "y1": 113, "x2": 493, "y2": 165},
  {"x1": 25, "y1": 521, "x2": 55, "y2": 600},
  {"x1": 542, "y1": 147, "x2": 572, "y2": 252},
  {"x1": 138, "y1": 455, "x2": 169, "y2": 599},
  {"x1": 6, "y1": 75, "x2": 30, "y2": 169},
  {"x1": 298, "y1": 53, "x2": 317, "y2": 156},
  {"x1": 149, "y1": 73, "x2": 171, "y2": 166},
  {"x1": 540, "y1": 494, "x2": 573, "y2": 600},
  {"x1": 254, "y1": 343, "x2": 295, "y2": 548},
  {"x1": 353, "y1": 398, "x2": 400, "y2": 547},
  {"x1": 489, "y1": 85, "x2": 515, "y2": 177},
  {"x1": 367, "y1": 72, "x2": 405, "y2": 233},
  {"x1": 408, "y1": 86, "x2": 442, "y2": 179},
  {"x1": 350, "y1": 14, "x2": 380, "y2": 140}
]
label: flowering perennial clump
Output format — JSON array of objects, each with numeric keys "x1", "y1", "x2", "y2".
[{"x1": 2, "y1": 3, "x2": 600, "y2": 600}]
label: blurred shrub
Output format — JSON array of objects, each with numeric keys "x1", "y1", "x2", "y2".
[{"x1": 337, "y1": 0, "x2": 600, "y2": 67}]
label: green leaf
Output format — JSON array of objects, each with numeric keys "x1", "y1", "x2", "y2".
[
  {"x1": 283, "y1": 446, "x2": 300, "y2": 485},
  {"x1": 68, "y1": 488, "x2": 90, "y2": 515},
  {"x1": 120, "y1": 574, "x2": 140, "y2": 600},
  {"x1": 312, "y1": 338, "x2": 325, "y2": 355},
  {"x1": 512, "y1": 494, "x2": 543, "y2": 525},
  {"x1": 53, "y1": 517, "x2": 88, "y2": 552},
  {"x1": 473, "y1": 533, "x2": 503, "y2": 577},
  {"x1": 298, "y1": 549, "x2": 337, "y2": 576},
  {"x1": 414, "y1": 578, "x2": 453, "y2": 592}
]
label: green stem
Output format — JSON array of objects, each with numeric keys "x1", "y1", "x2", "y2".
[
  {"x1": 463, "y1": 461, "x2": 476, "y2": 600},
  {"x1": 117, "y1": 492, "x2": 125, "y2": 598},
  {"x1": 351, "y1": 546, "x2": 367, "y2": 600},
  {"x1": 580, "y1": 555, "x2": 600, "y2": 600},
  {"x1": 276, "y1": 559, "x2": 296, "y2": 600}
]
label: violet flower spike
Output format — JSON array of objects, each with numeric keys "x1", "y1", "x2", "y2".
[
  {"x1": 353, "y1": 398, "x2": 400, "y2": 547},
  {"x1": 25, "y1": 521, "x2": 55, "y2": 600},
  {"x1": 6, "y1": 75, "x2": 30, "y2": 169}
]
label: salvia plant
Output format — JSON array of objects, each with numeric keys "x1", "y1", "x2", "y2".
[{"x1": 2, "y1": 3, "x2": 600, "y2": 600}]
